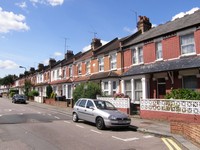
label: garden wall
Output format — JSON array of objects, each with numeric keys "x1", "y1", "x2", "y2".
[
  {"x1": 97, "y1": 97, "x2": 130, "y2": 114},
  {"x1": 171, "y1": 120, "x2": 200, "y2": 147},
  {"x1": 140, "y1": 99, "x2": 200, "y2": 123}
]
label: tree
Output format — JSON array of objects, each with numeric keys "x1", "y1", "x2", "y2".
[
  {"x1": 0, "y1": 75, "x2": 17, "y2": 92},
  {"x1": 24, "y1": 79, "x2": 32, "y2": 97},
  {"x1": 73, "y1": 82, "x2": 102, "y2": 102},
  {"x1": 46, "y1": 85, "x2": 53, "y2": 98}
]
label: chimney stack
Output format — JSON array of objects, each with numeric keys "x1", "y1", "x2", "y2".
[
  {"x1": 137, "y1": 16, "x2": 152, "y2": 33},
  {"x1": 49, "y1": 58, "x2": 56, "y2": 66},
  {"x1": 91, "y1": 38, "x2": 102, "y2": 50},
  {"x1": 38, "y1": 63, "x2": 44, "y2": 71},
  {"x1": 65, "y1": 50, "x2": 74, "y2": 60}
]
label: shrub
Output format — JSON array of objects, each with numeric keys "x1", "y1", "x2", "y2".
[
  {"x1": 73, "y1": 82, "x2": 102, "y2": 102},
  {"x1": 46, "y1": 85, "x2": 53, "y2": 98},
  {"x1": 165, "y1": 88, "x2": 200, "y2": 100},
  {"x1": 50, "y1": 92, "x2": 57, "y2": 99},
  {"x1": 28, "y1": 90, "x2": 39, "y2": 97},
  {"x1": 9, "y1": 92, "x2": 15, "y2": 98}
]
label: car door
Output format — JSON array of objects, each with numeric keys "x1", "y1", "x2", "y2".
[
  {"x1": 76, "y1": 99, "x2": 87, "y2": 120},
  {"x1": 84, "y1": 100, "x2": 96, "y2": 123}
]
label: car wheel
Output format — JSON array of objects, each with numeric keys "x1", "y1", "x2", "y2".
[
  {"x1": 72, "y1": 113, "x2": 79, "y2": 122},
  {"x1": 96, "y1": 117, "x2": 105, "y2": 130}
]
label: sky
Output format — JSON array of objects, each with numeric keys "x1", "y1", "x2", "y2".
[{"x1": 0, "y1": 0, "x2": 200, "y2": 78}]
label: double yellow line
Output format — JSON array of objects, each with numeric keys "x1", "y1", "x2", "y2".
[{"x1": 161, "y1": 138, "x2": 182, "y2": 150}]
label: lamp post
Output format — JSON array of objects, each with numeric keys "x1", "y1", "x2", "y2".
[{"x1": 19, "y1": 66, "x2": 27, "y2": 96}]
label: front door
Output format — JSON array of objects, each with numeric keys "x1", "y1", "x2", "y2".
[{"x1": 157, "y1": 78, "x2": 166, "y2": 99}]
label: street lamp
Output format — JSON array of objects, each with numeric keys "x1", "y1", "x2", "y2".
[
  {"x1": 19, "y1": 66, "x2": 27, "y2": 72},
  {"x1": 19, "y1": 65, "x2": 27, "y2": 96}
]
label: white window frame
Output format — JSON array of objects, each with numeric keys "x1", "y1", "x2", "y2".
[
  {"x1": 85, "y1": 60, "x2": 90, "y2": 75},
  {"x1": 62, "y1": 67, "x2": 66, "y2": 79},
  {"x1": 132, "y1": 47, "x2": 143, "y2": 65},
  {"x1": 69, "y1": 65, "x2": 73, "y2": 77},
  {"x1": 156, "y1": 42, "x2": 163, "y2": 60},
  {"x1": 110, "y1": 53, "x2": 117, "y2": 70},
  {"x1": 98, "y1": 57, "x2": 104, "y2": 72},
  {"x1": 180, "y1": 33, "x2": 195, "y2": 56},
  {"x1": 77, "y1": 63, "x2": 82, "y2": 75}
]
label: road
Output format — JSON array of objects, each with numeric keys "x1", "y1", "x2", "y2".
[{"x1": 0, "y1": 97, "x2": 181, "y2": 150}]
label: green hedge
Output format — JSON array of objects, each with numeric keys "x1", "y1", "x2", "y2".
[
  {"x1": 73, "y1": 82, "x2": 102, "y2": 102},
  {"x1": 165, "y1": 89, "x2": 200, "y2": 100}
]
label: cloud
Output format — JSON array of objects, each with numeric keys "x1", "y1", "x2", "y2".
[
  {"x1": 82, "y1": 40, "x2": 108, "y2": 52},
  {"x1": 0, "y1": 7, "x2": 29, "y2": 33},
  {"x1": 0, "y1": 60, "x2": 18, "y2": 69},
  {"x1": 54, "y1": 52, "x2": 62, "y2": 56},
  {"x1": 171, "y1": 7, "x2": 199, "y2": 21},
  {"x1": 15, "y1": 2, "x2": 27, "y2": 9},
  {"x1": 30, "y1": 0, "x2": 64, "y2": 7}
]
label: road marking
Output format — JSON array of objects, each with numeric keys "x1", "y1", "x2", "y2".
[
  {"x1": 143, "y1": 135, "x2": 154, "y2": 138},
  {"x1": 90, "y1": 129, "x2": 102, "y2": 134},
  {"x1": 161, "y1": 138, "x2": 182, "y2": 150},
  {"x1": 19, "y1": 113, "x2": 23, "y2": 115},
  {"x1": 8, "y1": 109, "x2": 12, "y2": 112},
  {"x1": 64, "y1": 121, "x2": 71, "y2": 124},
  {"x1": 112, "y1": 136, "x2": 139, "y2": 142},
  {"x1": 0, "y1": 114, "x2": 2, "y2": 117},
  {"x1": 76, "y1": 124, "x2": 84, "y2": 128},
  {"x1": 54, "y1": 116, "x2": 60, "y2": 119},
  {"x1": 37, "y1": 112, "x2": 41, "y2": 114}
]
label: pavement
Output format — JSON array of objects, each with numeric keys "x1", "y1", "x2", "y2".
[{"x1": 24, "y1": 100, "x2": 200, "y2": 150}]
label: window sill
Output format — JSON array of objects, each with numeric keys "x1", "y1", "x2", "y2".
[{"x1": 179, "y1": 53, "x2": 196, "y2": 58}]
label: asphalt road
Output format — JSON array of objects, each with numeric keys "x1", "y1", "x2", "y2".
[{"x1": 0, "y1": 97, "x2": 174, "y2": 150}]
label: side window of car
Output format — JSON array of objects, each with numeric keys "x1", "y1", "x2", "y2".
[
  {"x1": 78, "y1": 100, "x2": 86, "y2": 107},
  {"x1": 86, "y1": 100, "x2": 94, "y2": 108}
]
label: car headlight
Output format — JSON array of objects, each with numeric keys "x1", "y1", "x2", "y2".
[{"x1": 108, "y1": 115, "x2": 117, "y2": 120}]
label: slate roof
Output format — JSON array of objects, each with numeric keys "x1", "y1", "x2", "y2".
[
  {"x1": 123, "y1": 10, "x2": 200, "y2": 47},
  {"x1": 93, "y1": 38, "x2": 120, "y2": 56},
  {"x1": 90, "y1": 71, "x2": 119, "y2": 80},
  {"x1": 122, "y1": 55, "x2": 200, "y2": 76}
]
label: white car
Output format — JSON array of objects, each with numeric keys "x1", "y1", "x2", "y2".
[{"x1": 72, "y1": 98, "x2": 131, "y2": 130}]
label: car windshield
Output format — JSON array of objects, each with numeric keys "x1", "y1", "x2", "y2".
[
  {"x1": 94, "y1": 100, "x2": 117, "y2": 110},
  {"x1": 16, "y1": 95, "x2": 25, "y2": 98}
]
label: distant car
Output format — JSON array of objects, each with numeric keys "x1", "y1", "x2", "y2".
[
  {"x1": 72, "y1": 98, "x2": 131, "y2": 130},
  {"x1": 12, "y1": 94, "x2": 26, "y2": 104}
]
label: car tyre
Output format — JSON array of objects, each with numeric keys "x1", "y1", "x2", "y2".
[
  {"x1": 96, "y1": 117, "x2": 105, "y2": 130},
  {"x1": 72, "y1": 113, "x2": 79, "y2": 122}
]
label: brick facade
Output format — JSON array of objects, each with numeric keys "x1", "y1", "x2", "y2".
[{"x1": 171, "y1": 120, "x2": 200, "y2": 147}]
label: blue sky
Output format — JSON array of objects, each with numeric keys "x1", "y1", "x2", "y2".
[{"x1": 0, "y1": 0, "x2": 200, "y2": 78}]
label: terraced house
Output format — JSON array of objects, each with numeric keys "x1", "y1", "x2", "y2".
[{"x1": 12, "y1": 10, "x2": 200, "y2": 110}]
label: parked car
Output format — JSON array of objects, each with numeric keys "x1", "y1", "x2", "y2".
[
  {"x1": 72, "y1": 98, "x2": 131, "y2": 130},
  {"x1": 12, "y1": 94, "x2": 26, "y2": 104}
]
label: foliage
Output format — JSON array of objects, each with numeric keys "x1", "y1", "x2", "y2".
[
  {"x1": 165, "y1": 88, "x2": 200, "y2": 100},
  {"x1": 73, "y1": 82, "x2": 102, "y2": 102},
  {"x1": 9, "y1": 92, "x2": 15, "y2": 98},
  {"x1": 46, "y1": 85, "x2": 53, "y2": 98},
  {"x1": 9, "y1": 89, "x2": 19, "y2": 98},
  {"x1": 24, "y1": 79, "x2": 32, "y2": 97},
  {"x1": 50, "y1": 92, "x2": 57, "y2": 99},
  {"x1": 0, "y1": 75, "x2": 17, "y2": 86},
  {"x1": 28, "y1": 90, "x2": 39, "y2": 97}
]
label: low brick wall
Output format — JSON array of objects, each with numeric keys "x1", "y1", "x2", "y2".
[
  {"x1": 44, "y1": 99, "x2": 69, "y2": 108},
  {"x1": 171, "y1": 120, "x2": 200, "y2": 147},
  {"x1": 140, "y1": 110, "x2": 200, "y2": 123}
]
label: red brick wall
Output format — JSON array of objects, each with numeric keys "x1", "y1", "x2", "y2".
[
  {"x1": 195, "y1": 29, "x2": 200, "y2": 54},
  {"x1": 123, "y1": 49, "x2": 132, "y2": 72},
  {"x1": 163, "y1": 36, "x2": 180, "y2": 60},
  {"x1": 171, "y1": 121, "x2": 200, "y2": 147},
  {"x1": 143, "y1": 43, "x2": 156, "y2": 63},
  {"x1": 140, "y1": 110, "x2": 200, "y2": 123},
  {"x1": 104, "y1": 56, "x2": 110, "y2": 71}
]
